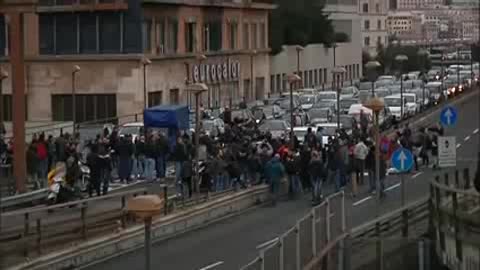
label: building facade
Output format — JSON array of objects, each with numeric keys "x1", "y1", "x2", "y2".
[
  {"x1": 358, "y1": 0, "x2": 389, "y2": 56},
  {"x1": 0, "y1": 0, "x2": 274, "y2": 123},
  {"x1": 395, "y1": 0, "x2": 443, "y2": 10},
  {"x1": 387, "y1": 11, "x2": 423, "y2": 40}
]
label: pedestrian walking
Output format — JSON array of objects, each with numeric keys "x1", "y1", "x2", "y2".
[
  {"x1": 265, "y1": 154, "x2": 285, "y2": 206},
  {"x1": 285, "y1": 151, "x2": 302, "y2": 198},
  {"x1": 309, "y1": 151, "x2": 324, "y2": 204}
]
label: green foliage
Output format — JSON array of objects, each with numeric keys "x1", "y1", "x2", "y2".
[
  {"x1": 269, "y1": 0, "x2": 334, "y2": 54},
  {"x1": 375, "y1": 41, "x2": 386, "y2": 74},
  {"x1": 382, "y1": 44, "x2": 431, "y2": 73}
]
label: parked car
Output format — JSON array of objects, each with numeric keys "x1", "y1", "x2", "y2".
[
  {"x1": 315, "y1": 123, "x2": 343, "y2": 145},
  {"x1": 317, "y1": 91, "x2": 337, "y2": 102},
  {"x1": 118, "y1": 122, "x2": 144, "y2": 141},
  {"x1": 312, "y1": 100, "x2": 336, "y2": 111},
  {"x1": 340, "y1": 86, "x2": 359, "y2": 99},
  {"x1": 374, "y1": 88, "x2": 391, "y2": 98},
  {"x1": 339, "y1": 98, "x2": 358, "y2": 114},
  {"x1": 299, "y1": 94, "x2": 319, "y2": 110},
  {"x1": 196, "y1": 118, "x2": 225, "y2": 137},
  {"x1": 308, "y1": 108, "x2": 334, "y2": 124},
  {"x1": 425, "y1": 81, "x2": 444, "y2": 105},
  {"x1": 293, "y1": 126, "x2": 314, "y2": 144},
  {"x1": 258, "y1": 119, "x2": 290, "y2": 139}
]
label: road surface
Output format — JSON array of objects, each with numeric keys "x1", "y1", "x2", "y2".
[{"x1": 86, "y1": 91, "x2": 480, "y2": 270}]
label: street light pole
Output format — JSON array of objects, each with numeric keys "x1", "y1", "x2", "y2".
[
  {"x1": 142, "y1": 58, "x2": 152, "y2": 109},
  {"x1": 295, "y1": 46, "x2": 304, "y2": 88},
  {"x1": 189, "y1": 83, "x2": 208, "y2": 193},
  {"x1": 287, "y1": 74, "x2": 301, "y2": 150},
  {"x1": 417, "y1": 49, "x2": 428, "y2": 111},
  {"x1": 332, "y1": 66, "x2": 346, "y2": 128},
  {"x1": 366, "y1": 61, "x2": 381, "y2": 97},
  {"x1": 72, "y1": 65, "x2": 80, "y2": 136},
  {"x1": 395, "y1": 55, "x2": 408, "y2": 119}
]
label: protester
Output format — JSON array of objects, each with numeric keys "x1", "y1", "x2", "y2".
[{"x1": 265, "y1": 153, "x2": 285, "y2": 206}]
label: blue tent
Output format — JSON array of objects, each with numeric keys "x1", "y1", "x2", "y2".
[{"x1": 143, "y1": 105, "x2": 190, "y2": 130}]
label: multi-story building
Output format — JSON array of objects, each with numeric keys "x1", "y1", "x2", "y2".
[
  {"x1": 462, "y1": 21, "x2": 480, "y2": 41},
  {"x1": 387, "y1": 11, "x2": 423, "y2": 40},
  {"x1": 358, "y1": 0, "x2": 389, "y2": 55},
  {"x1": 0, "y1": 0, "x2": 274, "y2": 122}
]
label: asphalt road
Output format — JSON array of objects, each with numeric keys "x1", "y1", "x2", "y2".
[{"x1": 86, "y1": 90, "x2": 480, "y2": 270}]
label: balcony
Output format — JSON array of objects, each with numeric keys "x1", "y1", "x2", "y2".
[{"x1": 37, "y1": 0, "x2": 128, "y2": 12}]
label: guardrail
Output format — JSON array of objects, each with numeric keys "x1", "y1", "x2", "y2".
[
  {"x1": 241, "y1": 191, "x2": 347, "y2": 270},
  {"x1": 430, "y1": 167, "x2": 480, "y2": 270},
  {"x1": 0, "y1": 187, "x2": 148, "y2": 259}
]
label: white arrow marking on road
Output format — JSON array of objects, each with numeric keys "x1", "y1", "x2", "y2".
[
  {"x1": 198, "y1": 261, "x2": 224, "y2": 270},
  {"x1": 474, "y1": 129, "x2": 479, "y2": 134},
  {"x1": 398, "y1": 150, "x2": 407, "y2": 170},
  {"x1": 456, "y1": 143, "x2": 461, "y2": 148},
  {"x1": 444, "y1": 108, "x2": 453, "y2": 125},
  {"x1": 464, "y1": 136, "x2": 471, "y2": 141},
  {"x1": 256, "y1": 237, "x2": 279, "y2": 250}
]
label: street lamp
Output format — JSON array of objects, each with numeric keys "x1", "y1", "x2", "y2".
[
  {"x1": 365, "y1": 61, "x2": 381, "y2": 97},
  {"x1": 287, "y1": 74, "x2": 301, "y2": 150},
  {"x1": 364, "y1": 97, "x2": 385, "y2": 216},
  {"x1": 127, "y1": 195, "x2": 163, "y2": 270},
  {"x1": 0, "y1": 68, "x2": 8, "y2": 131},
  {"x1": 295, "y1": 45, "x2": 304, "y2": 76},
  {"x1": 417, "y1": 49, "x2": 428, "y2": 110},
  {"x1": 395, "y1": 55, "x2": 408, "y2": 119},
  {"x1": 188, "y1": 83, "x2": 208, "y2": 193},
  {"x1": 72, "y1": 65, "x2": 80, "y2": 135},
  {"x1": 332, "y1": 66, "x2": 347, "y2": 128},
  {"x1": 455, "y1": 43, "x2": 464, "y2": 92},
  {"x1": 142, "y1": 57, "x2": 152, "y2": 109}
]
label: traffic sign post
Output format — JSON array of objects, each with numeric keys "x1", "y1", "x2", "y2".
[
  {"x1": 440, "y1": 106, "x2": 458, "y2": 127},
  {"x1": 438, "y1": 136, "x2": 457, "y2": 168},
  {"x1": 391, "y1": 148, "x2": 414, "y2": 207}
]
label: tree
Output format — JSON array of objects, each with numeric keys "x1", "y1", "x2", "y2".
[
  {"x1": 362, "y1": 50, "x2": 371, "y2": 77},
  {"x1": 375, "y1": 41, "x2": 386, "y2": 74},
  {"x1": 269, "y1": 0, "x2": 334, "y2": 54}
]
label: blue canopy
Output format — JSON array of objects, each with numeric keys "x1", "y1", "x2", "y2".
[{"x1": 143, "y1": 105, "x2": 190, "y2": 130}]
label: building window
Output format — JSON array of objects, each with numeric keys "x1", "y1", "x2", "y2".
[
  {"x1": 270, "y1": 75, "x2": 275, "y2": 93},
  {"x1": 141, "y1": 19, "x2": 152, "y2": 53},
  {"x1": 185, "y1": 21, "x2": 197, "y2": 53},
  {"x1": 155, "y1": 20, "x2": 165, "y2": 54},
  {"x1": 99, "y1": 13, "x2": 121, "y2": 53},
  {"x1": 204, "y1": 21, "x2": 222, "y2": 51},
  {"x1": 377, "y1": 36, "x2": 381, "y2": 45},
  {"x1": 79, "y1": 13, "x2": 97, "y2": 54},
  {"x1": 148, "y1": 91, "x2": 163, "y2": 107},
  {"x1": 375, "y1": 3, "x2": 380, "y2": 12},
  {"x1": 282, "y1": 73, "x2": 287, "y2": 91},
  {"x1": 260, "y1": 23, "x2": 266, "y2": 49},
  {"x1": 319, "y1": 69, "x2": 323, "y2": 84},
  {"x1": 166, "y1": 18, "x2": 178, "y2": 54},
  {"x1": 364, "y1": 20, "x2": 370, "y2": 30},
  {"x1": 314, "y1": 69, "x2": 318, "y2": 85},
  {"x1": 276, "y1": 74, "x2": 281, "y2": 92},
  {"x1": 243, "y1": 79, "x2": 251, "y2": 100},
  {"x1": 356, "y1": 64, "x2": 360, "y2": 77},
  {"x1": 1, "y1": 95, "x2": 28, "y2": 121},
  {"x1": 169, "y1": 88, "x2": 179, "y2": 104},
  {"x1": 308, "y1": 70, "x2": 313, "y2": 87},
  {"x1": 377, "y1": 20, "x2": 381, "y2": 30},
  {"x1": 243, "y1": 23, "x2": 250, "y2": 49},
  {"x1": 0, "y1": 15, "x2": 6, "y2": 56},
  {"x1": 364, "y1": 36, "x2": 370, "y2": 46},
  {"x1": 255, "y1": 77, "x2": 265, "y2": 100},
  {"x1": 352, "y1": 65, "x2": 356, "y2": 79},
  {"x1": 323, "y1": 69, "x2": 327, "y2": 84},
  {"x1": 39, "y1": 14, "x2": 55, "y2": 54},
  {"x1": 362, "y1": 3, "x2": 369, "y2": 12},
  {"x1": 228, "y1": 22, "x2": 238, "y2": 50},
  {"x1": 251, "y1": 23, "x2": 258, "y2": 49},
  {"x1": 51, "y1": 94, "x2": 116, "y2": 122}
]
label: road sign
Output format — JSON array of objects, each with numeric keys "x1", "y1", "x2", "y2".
[
  {"x1": 440, "y1": 106, "x2": 457, "y2": 127},
  {"x1": 438, "y1": 136, "x2": 456, "y2": 168},
  {"x1": 391, "y1": 148, "x2": 414, "y2": 172}
]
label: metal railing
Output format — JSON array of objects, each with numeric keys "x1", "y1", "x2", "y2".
[
  {"x1": 430, "y1": 167, "x2": 480, "y2": 270},
  {"x1": 241, "y1": 191, "x2": 347, "y2": 270}
]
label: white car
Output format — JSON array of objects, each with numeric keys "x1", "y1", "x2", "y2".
[
  {"x1": 118, "y1": 122, "x2": 143, "y2": 141},
  {"x1": 403, "y1": 93, "x2": 419, "y2": 115},
  {"x1": 299, "y1": 94, "x2": 319, "y2": 110},
  {"x1": 315, "y1": 123, "x2": 342, "y2": 146},
  {"x1": 383, "y1": 95, "x2": 407, "y2": 120},
  {"x1": 293, "y1": 126, "x2": 315, "y2": 144},
  {"x1": 317, "y1": 91, "x2": 337, "y2": 102},
  {"x1": 340, "y1": 86, "x2": 358, "y2": 99}
]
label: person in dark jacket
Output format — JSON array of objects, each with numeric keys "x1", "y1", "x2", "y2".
[
  {"x1": 309, "y1": 151, "x2": 325, "y2": 203},
  {"x1": 285, "y1": 151, "x2": 302, "y2": 198},
  {"x1": 144, "y1": 135, "x2": 156, "y2": 182},
  {"x1": 181, "y1": 159, "x2": 193, "y2": 198},
  {"x1": 155, "y1": 133, "x2": 169, "y2": 179},
  {"x1": 116, "y1": 136, "x2": 133, "y2": 183},
  {"x1": 365, "y1": 143, "x2": 376, "y2": 193},
  {"x1": 87, "y1": 144, "x2": 102, "y2": 197},
  {"x1": 264, "y1": 154, "x2": 285, "y2": 206},
  {"x1": 173, "y1": 137, "x2": 188, "y2": 195}
]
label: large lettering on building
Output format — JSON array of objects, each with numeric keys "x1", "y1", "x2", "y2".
[{"x1": 192, "y1": 58, "x2": 241, "y2": 83}]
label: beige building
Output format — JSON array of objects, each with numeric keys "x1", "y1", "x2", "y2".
[
  {"x1": 0, "y1": 0, "x2": 274, "y2": 123},
  {"x1": 358, "y1": 0, "x2": 389, "y2": 55},
  {"x1": 395, "y1": 0, "x2": 443, "y2": 10},
  {"x1": 387, "y1": 11, "x2": 423, "y2": 40}
]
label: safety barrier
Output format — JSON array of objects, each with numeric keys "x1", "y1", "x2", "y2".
[{"x1": 241, "y1": 191, "x2": 347, "y2": 270}]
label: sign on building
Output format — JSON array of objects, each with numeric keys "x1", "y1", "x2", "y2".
[
  {"x1": 192, "y1": 58, "x2": 241, "y2": 83},
  {"x1": 438, "y1": 136, "x2": 456, "y2": 168}
]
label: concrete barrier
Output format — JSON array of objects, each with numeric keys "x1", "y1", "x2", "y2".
[{"x1": 7, "y1": 182, "x2": 287, "y2": 270}]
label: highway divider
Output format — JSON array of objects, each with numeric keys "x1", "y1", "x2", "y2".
[{"x1": 6, "y1": 182, "x2": 288, "y2": 270}]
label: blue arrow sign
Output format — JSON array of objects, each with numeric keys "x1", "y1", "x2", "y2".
[
  {"x1": 440, "y1": 106, "x2": 457, "y2": 127},
  {"x1": 391, "y1": 148, "x2": 414, "y2": 172}
]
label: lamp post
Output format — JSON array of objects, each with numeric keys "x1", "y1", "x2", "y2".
[
  {"x1": 365, "y1": 61, "x2": 381, "y2": 97},
  {"x1": 0, "y1": 69, "x2": 8, "y2": 132},
  {"x1": 395, "y1": 55, "x2": 408, "y2": 119},
  {"x1": 287, "y1": 74, "x2": 301, "y2": 150},
  {"x1": 417, "y1": 49, "x2": 428, "y2": 111},
  {"x1": 188, "y1": 83, "x2": 208, "y2": 193},
  {"x1": 72, "y1": 65, "x2": 80, "y2": 136},
  {"x1": 249, "y1": 50, "x2": 257, "y2": 102},
  {"x1": 142, "y1": 58, "x2": 152, "y2": 109},
  {"x1": 127, "y1": 195, "x2": 163, "y2": 270},
  {"x1": 455, "y1": 43, "x2": 463, "y2": 91},
  {"x1": 332, "y1": 66, "x2": 346, "y2": 128},
  {"x1": 295, "y1": 45, "x2": 304, "y2": 75},
  {"x1": 364, "y1": 97, "x2": 385, "y2": 215}
]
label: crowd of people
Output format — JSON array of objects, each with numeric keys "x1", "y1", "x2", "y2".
[{"x1": 0, "y1": 112, "x2": 446, "y2": 205}]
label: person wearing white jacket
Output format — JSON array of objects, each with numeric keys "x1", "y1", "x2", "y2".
[{"x1": 353, "y1": 139, "x2": 369, "y2": 186}]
